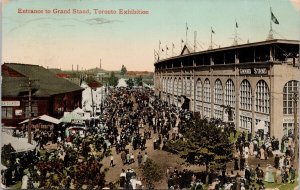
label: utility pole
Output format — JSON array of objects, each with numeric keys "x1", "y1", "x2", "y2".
[
  {"x1": 28, "y1": 80, "x2": 32, "y2": 144},
  {"x1": 293, "y1": 92, "x2": 298, "y2": 170}
]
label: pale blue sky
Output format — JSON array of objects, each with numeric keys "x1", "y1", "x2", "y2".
[{"x1": 2, "y1": 0, "x2": 300, "y2": 71}]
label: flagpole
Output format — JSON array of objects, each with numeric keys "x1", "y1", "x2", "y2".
[
  {"x1": 234, "y1": 18, "x2": 238, "y2": 45},
  {"x1": 172, "y1": 43, "x2": 174, "y2": 56},
  {"x1": 210, "y1": 27, "x2": 213, "y2": 50},
  {"x1": 166, "y1": 45, "x2": 167, "y2": 58},
  {"x1": 186, "y1": 22, "x2": 188, "y2": 45},
  {"x1": 268, "y1": 7, "x2": 273, "y2": 40},
  {"x1": 159, "y1": 41, "x2": 161, "y2": 56}
]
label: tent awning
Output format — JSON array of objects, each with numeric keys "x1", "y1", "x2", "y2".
[{"x1": 19, "y1": 115, "x2": 61, "y2": 125}]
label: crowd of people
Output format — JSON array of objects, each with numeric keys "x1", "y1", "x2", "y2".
[{"x1": 1, "y1": 87, "x2": 298, "y2": 189}]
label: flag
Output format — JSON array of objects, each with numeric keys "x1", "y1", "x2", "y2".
[
  {"x1": 271, "y1": 10, "x2": 279, "y2": 24},
  {"x1": 236, "y1": 21, "x2": 238, "y2": 28},
  {"x1": 172, "y1": 43, "x2": 175, "y2": 48},
  {"x1": 159, "y1": 40, "x2": 161, "y2": 45},
  {"x1": 186, "y1": 23, "x2": 188, "y2": 30},
  {"x1": 211, "y1": 28, "x2": 215, "y2": 34}
]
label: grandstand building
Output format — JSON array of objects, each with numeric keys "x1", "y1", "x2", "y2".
[{"x1": 154, "y1": 39, "x2": 300, "y2": 139}]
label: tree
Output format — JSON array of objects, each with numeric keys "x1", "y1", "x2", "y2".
[
  {"x1": 120, "y1": 65, "x2": 127, "y2": 76},
  {"x1": 1, "y1": 143, "x2": 16, "y2": 166},
  {"x1": 126, "y1": 78, "x2": 134, "y2": 88},
  {"x1": 134, "y1": 75, "x2": 143, "y2": 86},
  {"x1": 166, "y1": 118, "x2": 233, "y2": 183},
  {"x1": 141, "y1": 159, "x2": 163, "y2": 189},
  {"x1": 108, "y1": 72, "x2": 118, "y2": 87}
]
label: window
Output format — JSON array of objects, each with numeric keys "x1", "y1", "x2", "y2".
[
  {"x1": 240, "y1": 115, "x2": 252, "y2": 131},
  {"x1": 203, "y1": 79, "x2": 211, "y2": 118},
  {"x1": 203, "y1": 79, "x2": 211, "y2": 103},
  {"x1": 255, "y1": 80, "x2": 270, "y2": 114},
  {"x1": 25, "y1": 103, "x2": 38, "y2": 117},
  {"x1": 283, "y1": 80, "x2": 299, "y2": 115},
  {"x1": 214, "y1": 109, "x2": 223, "y2": 119},
  {"x1": 186, "y1": 77, "x2": 191, "y2": 96},
  {"x1": 214, "y1": 79, "x2": 223, "y2": 119},
  {"x1": 225, "y1": 79, "x2": 235, "y2": 107},
  {"x1": 214, "y1": 79, "x2": 223, "y2": 105},
  {"x1": 174, "y1": 79, "x2": 178, "y2": 96},
  {"x1": 178, "y1": 78, "x2": 182, "y2": 96},
  {"x1": 195, "y1": 79, "x2": 202, "y2": 112},
  {"x1": 240, "y1": 80, "x2": 252, "y2": 110},
  {"x1": 167, "y1": 78, "x2": 172, "y2": 94},
  {"x1": 2, "y1": 107, "x2": 13, "y2": 119}
]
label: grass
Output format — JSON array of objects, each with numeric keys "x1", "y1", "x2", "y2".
[{"x1": 263, "y1": 178, "x2": 298, "y2": 190}]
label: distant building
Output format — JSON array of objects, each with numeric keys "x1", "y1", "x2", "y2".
[
  {"x1": 154, "y1": 39, "x2": 300, "y2": 139},
  {"x1": 2, "y1": 63, "x2": 84, "y2": 127}
]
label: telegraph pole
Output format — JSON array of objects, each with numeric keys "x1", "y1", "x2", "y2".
[
  {"x1": 27, "y1": 79, "x2": 33, "y2": 144},
  {"x1": 293, "y1": 92, "x2": 298, "y2": 170}
]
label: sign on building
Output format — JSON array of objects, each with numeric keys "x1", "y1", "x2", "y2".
[{"x1": 2, "y1": 101, "x2": 20, "y2": 107}]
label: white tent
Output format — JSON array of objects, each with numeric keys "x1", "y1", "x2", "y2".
[
  {"x1": 1, "y1": 133, "x2": 35, "y2": 152},
  {"x1": 60, "y1": 112, "x2": 85, "y2": 123},
  {"x1": 19, "y1": 115, "x2": 60, "y2": 125},
  {"x1": 72, "y1": 107, "x2": 85, "y2": 117},
  {"x1": 117, "y1": 78, "x2": 128, "y2": 87}
]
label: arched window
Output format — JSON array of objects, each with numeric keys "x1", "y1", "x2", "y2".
[
  {"x1": 225, "y1": 79, "x2": 235, "y2": 107},
  {"x1": 203, "y1": 79, "x2": 211, "y2": 117},
  {"x1": 255, "y1": 80, "x2": 270, "y2": 114},
  {"x1": 195, "y1": 79, "x2": 202, "y2": 112},
  {"x1": 214, "y1": 79, "x2": 223, "y2": 119},
  {"x1": 186, "y1": 77, "x2": 191, "y2": 96},
  {"x1": 283, "y1": 80, "x2": 299, "y2": 115},
  {"x1": 283, "y1": 80, "x2": 299, "y2": 135},
  {"x1": 214, "y1": 79, "x2": 223, "y2": 105},
  {"x1": 174, "y1": 78, "x2": 178, "y2": 96},
  {"x1": 240, "y1": 80, "x2": 252, "y2": 110},
  {"x1": 178, "y1": 78, "x2": 182, "y2": 96},
  {"x1": 167, "y1": 78, "x2": 172, "y2": 94},
  {"x1": 203, "y1": 79, "x2": 211, "y2": 103}
]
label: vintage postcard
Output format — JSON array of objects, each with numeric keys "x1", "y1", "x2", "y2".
[{"x1": 1, "y1": 0, "x2": 300, "y2": 189}]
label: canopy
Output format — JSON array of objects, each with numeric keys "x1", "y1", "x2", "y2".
[
  {"x1": 73, "y1": 107, "x2": 85, "y2": 115},
  {"x1": 117, "y1": 78, "x2": 127, "y2": 87},
  {"x1": 60, "y1": 112, "x2": 85, "y2": 123},
  {"x1": 1, "y1": 132, "x2": 35, "y2": 152},
  {"x1": 19, "y1": 114, "x2": 61, "y2": 125}
]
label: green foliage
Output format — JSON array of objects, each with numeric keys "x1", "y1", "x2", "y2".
[
  {"x1": 167, "y1": 119, "x2": 233, "y2": 171},
  {"x1": 134, "y1": 75, "x2": 143, "y2": 86},
  {"x1": 141, "y1": 159, "x2": 163, "y2": 188},
  {"x1": 126, "y1": 78, "x2": 135, "y2": 88},
  {"x1": 1, "y1": 143, "x2": 16, "y2": 166},
  {"x1": 120, "y1": 65, "x2": 127, "y2": 75},
  {"x1": 108, "y1": 72, "x2": 118, "y2": 87}
]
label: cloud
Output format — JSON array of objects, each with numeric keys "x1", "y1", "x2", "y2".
[
  {"x1": 5, "y1": 17, "x2": 121, "y2": 34},
  {"x1": 86, "y1": 18, "x2": 121, "y2": 25}
]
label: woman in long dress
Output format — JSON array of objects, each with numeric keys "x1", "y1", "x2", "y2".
[
  {"x1": 264, "y1": 165, "x2": 275, "y2": 183},
  {"x1": 275, "y1": 168, "x2": 282, "y2": 184},
  {"x1": 249, "y1": 142, "x2": 254, "y2": 156},
  {"x1": 260, "y1": 148, "x2": 265, "y2": 160}
]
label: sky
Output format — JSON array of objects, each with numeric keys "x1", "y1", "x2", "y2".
[{"x1": 1, "y1": 0, "x2": 300, "y2": 72}]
